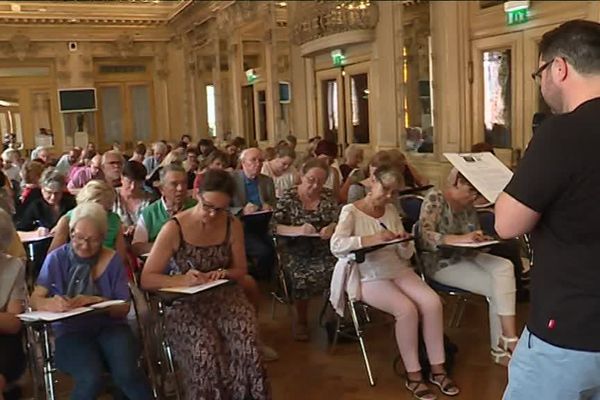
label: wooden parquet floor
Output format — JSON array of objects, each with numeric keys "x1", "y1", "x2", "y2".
[{"x1": 21, "y1": 292, "x2": 529, "y2": 400}]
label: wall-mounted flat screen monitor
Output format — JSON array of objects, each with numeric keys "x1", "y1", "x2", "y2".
[
  {"x1": 279, "y1": 81, "x2": 291, "y2": 104},
  {"x1": 58, "y1": 88, "x2": 97, "y2": 113}
]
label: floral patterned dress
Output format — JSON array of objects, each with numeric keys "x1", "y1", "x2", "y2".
[
  {"x1": 164, "y1": 217, "x2": 271, "y2": 400},
  {"x1": 273, "y1": 187, "x2": 338, "y2": 300}
]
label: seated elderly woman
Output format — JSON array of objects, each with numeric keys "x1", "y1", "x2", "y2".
[
  {"x1": 30, "y1": 203, "x2": 152, "y2": 399},
  {"x1": 49, "y1": 180, "x2": 127, "y2": 262},
  {"x1": 347, "y1": 151, "x2": 394, "y2": 203},
  {"x1": 261, "y1": 146, "x2": 299, "y2": 198},
  {"x1": 16, "y1": 168, "x2": 76, "y2": 233},
  {"x1": 113, "y1": 160, "x2": 153, "y2": 237},
  {"x1": 141, "y1": 169, "x2": 270, "y2": 399},
  {"x1": 274, "y1": 158, "x2": 338, "y2": 341},
  {"x1": 0, "y1": 209, "x2": 26, "y2": 400},
  {"x1": 339, "y1": 144, "x2": 364, "y2": 183},
  {"x1": 331, "y1": 165, "x2": 459, "y2": 400},
  {"x1": 417, "y1": 170, "x2": 518, "y2": 366}
]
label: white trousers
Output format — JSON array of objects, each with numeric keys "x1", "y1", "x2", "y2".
[{"x1": 432, "y1": 252, "x2": 516, "y2": 350}]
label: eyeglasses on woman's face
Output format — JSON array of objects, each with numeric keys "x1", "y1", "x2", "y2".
[
  {"x1": 199, "y1": 193, "x2": 228, "y2": 215},
  {"x1": 71, "y1": 230, "x2": 103, "y2": 247}
]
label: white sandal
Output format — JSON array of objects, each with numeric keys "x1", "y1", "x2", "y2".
[
  {"x1": 499, "y1": 335, "x2": 519, "y2": 352},
  {"x1": 490, "y1": 348, "x2": 511, "y2": 366}
]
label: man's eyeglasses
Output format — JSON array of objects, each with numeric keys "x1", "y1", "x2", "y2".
[
  {"x1": 531, "y1": 59, "x2": 554, "y2": 84},
  {"x1": 199, "y1": 193, "x2": 228, "y2": 215}
]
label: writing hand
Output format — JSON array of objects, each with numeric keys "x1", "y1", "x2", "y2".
[
  {"x1": 37, "y1": 227, "x2": 50, "y2": 237},
  {"x1": 181, "y1": 269, "x2": 208, "y2": 286},
  {"x1": 374, "y1": 230, "x2": 398, "y2": 244},
  {"x1": 45, "y1": 295, "x2": 72, "y2": 312},
  {"x1": 68, "y1": 295, "x2": 103, "y2": 308},
  {"x1": 206, "y1": 269, "x2": 227, "y2": 281},
  {"x1": 463, "y1": 230, "x2": 486, "y2": 243},
  {"x1": 300, "y1": 223, "x2": 317, "y2": 235},
  {"x1": 243, "y1": 203, "x2": 259, "y2": 215}
]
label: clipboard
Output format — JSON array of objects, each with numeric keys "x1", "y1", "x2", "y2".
[
  {"x1": 241, "y1": 210, "x2": 273, "y2": 232},
  {"x1": 438, "y1": 240, "x2": 500, "y2": 250},
  {"x1": 352, "y1": 236, "x2": 414, "y2": 263}
]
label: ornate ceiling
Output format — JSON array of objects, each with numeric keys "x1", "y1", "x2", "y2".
[{"x1": 0, "y1": 0, "x2": 193, "y2": 26}]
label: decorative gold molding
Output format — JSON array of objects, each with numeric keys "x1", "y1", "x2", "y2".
[
  {"x1": 291, "y1": 1, "x2": 378, "y2": 47},
  {"x1": 0, "y1": 1, "x2": 194, "y2": 26}
]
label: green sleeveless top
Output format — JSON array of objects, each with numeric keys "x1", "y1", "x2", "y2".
[
  {"x1": 142, "y1": 197, "x2": 197, "y2": 243},
  {"x1": 66, "y1": 209, "x2": 121, "y2": 249}
]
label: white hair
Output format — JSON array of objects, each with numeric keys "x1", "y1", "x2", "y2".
[
  {"x1": 68, "y1": 202, "x2": 108, "y2": 236},
  {"x1": 239, "y1": 147, "x2": 260, "y2": 162},
  {"x1": 101, "y1": 150, "x2": 123, "y2": 165},
  {"x1": 344, "y1": 144, "x2": 363, "y2": 160},
  {"x1": 152, "y1": 141, "x2": 168, "y2": 153},
  {"x1": 30, "y1": 146, "x2": 49, "y2": 160}
]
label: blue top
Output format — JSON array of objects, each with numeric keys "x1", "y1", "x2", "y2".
[
  {"x1": 243, "y1": 174, "x2": 261, "y2": 206},
  {"x1": 36, "y1": 244, "x2": 130, "y2": 337}
]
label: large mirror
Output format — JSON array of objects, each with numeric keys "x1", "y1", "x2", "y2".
[{"x1": 402, "y1": 0, "x2": 434, "y2": 153}]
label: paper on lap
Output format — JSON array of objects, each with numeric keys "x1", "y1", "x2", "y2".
[
  {"x1": 17, "y1": 231, "x2": 54, "y2": 243},
  {"x1": 17, "y1": 307, "x2": 92, "y2": 322},
  {"x1": 159, "y1": 279, "x2": 229, "y2": 294}
]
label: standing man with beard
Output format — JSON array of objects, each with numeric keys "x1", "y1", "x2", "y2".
[{"x1": 495, "y1": 20, "x2": 600, "y2": 399}]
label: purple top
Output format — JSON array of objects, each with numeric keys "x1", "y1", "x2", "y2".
[{"x1": 36, "y1": 244, "x2": 130, "y2": 337}]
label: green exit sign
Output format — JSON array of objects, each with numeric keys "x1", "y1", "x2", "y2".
[{"x1": 507, "y1": 8, "x2": 528, "y2": 25}]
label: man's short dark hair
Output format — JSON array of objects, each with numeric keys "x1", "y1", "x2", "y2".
[
  {"x1": 123, "y1": 160, "x2": 147, "y2": 181},
  {"x1": 539, "y1": 20, "x2": 600, "y2": 74}
]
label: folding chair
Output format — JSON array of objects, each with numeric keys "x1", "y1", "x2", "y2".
[
  {"x1": 399, "y1": 194, "x2": 424, "y2": 233},
  {"x1": 128, "y1": 283, "x2": 161, "y2": 399},
  {"x1": 269, "y1": 236, "x2": 293, "y2": 319},
  {"x1": 21, "y1": 308, "x2": 58, "y2": 400},
  {"x1": 477, "y1": 208, "x2": 497, "y2": 237},
  {"x1": 131, "y1": 257, "x2": 182, "y2": 400},
  {"x1": 326, "y1": 256, "x2": 395, "y2": 387}
]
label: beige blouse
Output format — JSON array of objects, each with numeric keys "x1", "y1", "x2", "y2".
[
  {"x1": 261, "y1": 162, "x2": 298, "y2": 198},
  {"x1": 0, "y1": 253, "x2": 26, "y2": 312},
  {"x1": 330, "y1": 203, "x2": 414, "y2": 282}
]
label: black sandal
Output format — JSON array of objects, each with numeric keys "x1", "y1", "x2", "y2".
[
  {"x1": 429, "y1": 372, "x2": 460, "y2": 396},
  {"x1": 405, "y1": 378, "x2": 437, "y2": 400}
]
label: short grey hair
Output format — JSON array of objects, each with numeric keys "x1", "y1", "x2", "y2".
[
  {"x1": 239, "y1": 147, "x2": 261, "y2": 163},
  {"x1": 101, "y1": 150, "x2": 123, "y2": 166},
  {"x1": 159, "y1": 163, "x2": 186, "y2": 184},
  {"x1": 344, "y1": 144, "x2": 363, "y2": 160},
  {"x1": 40, "y1": 168, "x2": 66, "y2": 192},
  {"x1": 0, "y1": 208, "x2": 14, "y2": 252},
  {"x1": 152, "y1": 141, "x2": 168, "y2": 153},
  {"x1": 69, "y1": 202, "x2": 108, "y2": 236},
  {"x1": 30, "y1": 146, "x2": 50, "y2": 160}
]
